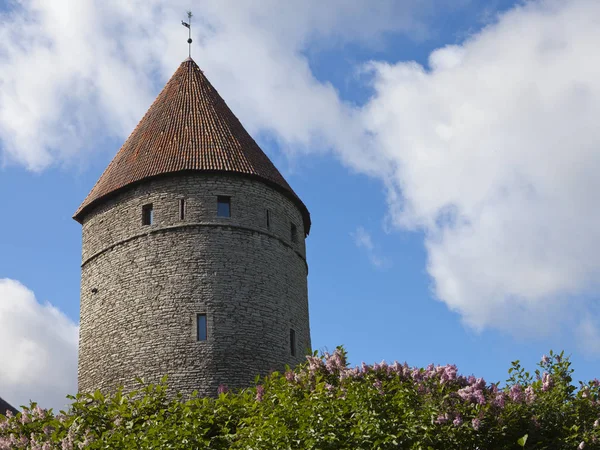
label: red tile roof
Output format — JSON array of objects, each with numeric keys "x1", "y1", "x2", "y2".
[{"x1": 74, "y1": 58, "x2": 310, "y2": 234}]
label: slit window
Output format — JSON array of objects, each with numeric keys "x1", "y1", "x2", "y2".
[
  {"x1": 217, "y1": 196, "x2": 231, "y2": 217},
  {"x1": 179, "y1": 198, "x2": 186, "y2": 220},
  {"x1": 266, "y1": 209, "x2": 271, "y2": 229},
  {"x1": 291, "y1": 223, "x2": 298, "y2": 243},
  {"x1": 142, "y1": 204, "x2": 153, "y2": 225},
  {"x1": 197, "y1": 314, "x2": 207, "y2": 341},
  {"x1": 290, "y1": 328, "x2": 296, "y2": 356}
]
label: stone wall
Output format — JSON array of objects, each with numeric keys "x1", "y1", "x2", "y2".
[{"x1": 78, "y1": 173, "x2": 310, "y2": 397}]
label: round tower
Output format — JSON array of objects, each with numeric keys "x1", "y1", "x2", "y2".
[{"x1": 74, "y1": 58, "x2": 311, "y2": 397}]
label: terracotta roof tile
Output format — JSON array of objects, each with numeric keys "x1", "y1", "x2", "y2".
[{"x1": 74, "y1": 58, "x2": 310, "y2": 234}]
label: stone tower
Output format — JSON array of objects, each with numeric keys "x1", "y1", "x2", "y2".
[{"x1": 74, "y1": 58, "x2": 311, "y2": 397}]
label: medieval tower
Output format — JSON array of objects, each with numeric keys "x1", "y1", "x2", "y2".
[{"x1": 73, "y1": 57, "x2": 311, "y2": 397}]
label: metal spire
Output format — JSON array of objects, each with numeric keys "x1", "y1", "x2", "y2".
[{"x1": 181, "y1": 11, "x2": 193, "y2": 58}]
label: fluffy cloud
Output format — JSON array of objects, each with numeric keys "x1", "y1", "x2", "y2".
[
  {"x1": 0, "y1": 279, "x2": 78, "y2": 411},
  {"x1": 351, "y1": 226, "x2": 389, "y2": 269},
  {"x1": 361, "y1": 0, "x2": 600, "y2": 339}
]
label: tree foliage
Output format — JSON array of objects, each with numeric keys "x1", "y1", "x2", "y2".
[{"x1": 1, "y1": 349, "x2": 598, "y2": 449}]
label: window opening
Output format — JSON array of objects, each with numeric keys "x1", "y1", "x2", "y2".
[
  {"x1": 266, "y1": 209, "x2": 271, "y2": 229},
  {"x1": 179, "y1": 198, "x2": 186, "y2": 220},
  {"x1": 142, "y1": 204, "x2": 153, "y2": 225},
  {"x1": 197, "y1": 314, "x2": 207, "y2": 341},
  {"x1": 291, "y1": 223, "x2": 298, "y2": 243},
  {"x1": 290, "y1": 328, "x2": 296, "y2": 356},
  {"x1": 217, "y1": 196, "x2": 231, "y2": 217}
]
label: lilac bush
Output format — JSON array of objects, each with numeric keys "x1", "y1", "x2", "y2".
[{"x1": 1, "y1": 349, "x2": 599, "y2": 449}]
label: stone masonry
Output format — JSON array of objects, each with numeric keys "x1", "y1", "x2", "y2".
[{"x1": 78, "y1": 173, "x2": 310, "y2": 397}]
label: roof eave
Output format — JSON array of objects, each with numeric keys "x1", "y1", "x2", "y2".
[{"x1": 73, "y1": 170, "x2": 311, "y2": 235}]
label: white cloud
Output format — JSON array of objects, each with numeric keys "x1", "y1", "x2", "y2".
[
  {"x1": 351, "y1": 226, "x2": 389, "y2": 268},
  {"x1": 360, "y1": 0, "x2": 600, "y2": 338},
  {"x1": 0, "y1": 279, "x2": 78, "y2": 412}
]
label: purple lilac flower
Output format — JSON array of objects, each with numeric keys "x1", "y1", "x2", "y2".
[
  {"x1": 435, "y1": 413, "x2": 450, "y2": 424},
  {"x1": 541, "y1": 372, "x2": 553, "y2": 392},
  {"x1": 373, "y1": 379, "x2": 384, "y2": 395},
  {"x1": 472, "y1": 418, "x2": 481, "y2": 431},
  {"x1": 441, "y1": 365, "x2": 458, "y2": 383},
  {"x1": 361, "y1": 362, "x2": 370, "y2": 374},
  {"x1": 453, "y1": 415, "x2": 462, "y2": 427},
  {"x1": 411, "y1": 368, "x2": 423, "y2": 382},
  {"x1": 525, "y1": 386, "x2": 536, "y2": 404},
  {"x1": 306, "y1": 356, "x2": 324, "y2": 374},
  {"x1": 325, "y1": 349, "x2": 347, "y2": 374},
  {"x1": 285, "y1": 371, "x2": 295, "y2": 382},
  {"x1": 541, "y1": 354, "x2": 550, "y2": 364},
  {"x1": 509, "y1": 384, "x2": 524, "y2": 402},
  {"x1": 457, "y1": 384, "x2": 486, "y2": 405},
  {"x1": 20, "y1": 412, "x2": 31, "y2": 424},
  {"x1": 493, "y1": 392, "x2": 506, "y2": 408},
  {"x1": 594, "y1": 419, "x2": 599, "y2": 428},
  {"x1": 217, "y1": 384, "x2": 229, "y2": 395},
  {"x1": 61, "y1": 435, "x2": 73, "y2": 450},
  {"x1": 33, "y1": 406, "x2": 46, "y2": 420},
  {"x1": 255, "y1": 385, "x2": 265, "y2": 402}
]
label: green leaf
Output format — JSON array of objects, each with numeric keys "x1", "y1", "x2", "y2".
[{"x1": 517, "y1": 434, "x2": 528, "y2": 447}]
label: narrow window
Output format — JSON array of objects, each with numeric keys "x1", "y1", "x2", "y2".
[
  {"x1": 290, "y1": 329, "x2": 296, "y2": 356},
  {"x1": 179, "y1": 198, "x2": 186, "y2": 220},
  {"x1": 290, "y1": 223, "x2": 298, "y2": 243},
  {"x1": 217, "y1": 196, "x2": 231, "y2": 217},
  {"x1": 142, "y1": 204, "x2": 153, "y2": 225},
  {"x1": 266, "y1": 209, "x2": 271, "y2": 229},
  {"x1": 197, "y1": 314, "x2": 207, "y2": 341}
]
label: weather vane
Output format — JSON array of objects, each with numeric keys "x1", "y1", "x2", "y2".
[{"x1": 181, "y1": 11, "x2": 193, "y2": 58}]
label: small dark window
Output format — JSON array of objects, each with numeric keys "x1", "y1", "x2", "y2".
[
  {"x1": 217, "y1": 196, "x2": 231, "y2": 217},
  {"x1": 142, "y1": 204, "x2": 153, "y2": 225},
  {"x1": 291, "y1": 223, "x2": 298, "y2": 243},
  {"x1": 290, "y1": 329, "x2": 296, "y2": 356},
  {"x1": 266, "y1": 209, "x2": 271, "y2": 229},
  {"x1": 179, "y1": 198, "x2": 186, "y2": 220},
  {"x1": 197, "y1": 314, "x2": 207, "y2": 341}
]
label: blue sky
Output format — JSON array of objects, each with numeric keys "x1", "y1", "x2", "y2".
[{"x1": 2, "y1": 0, "x2": 600, "y2": 410}]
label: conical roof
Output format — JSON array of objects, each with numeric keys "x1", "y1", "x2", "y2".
[{"x1": 74, "y1": 58, "x2": 310, "y2": 234}]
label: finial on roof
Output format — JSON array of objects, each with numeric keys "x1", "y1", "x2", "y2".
[{"x1": 181, "y1": 11, "x2": 193, "y2": 58}]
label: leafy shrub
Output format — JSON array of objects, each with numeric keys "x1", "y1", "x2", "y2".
[{"x1": 1, "y1": 349, "x2": 598, "y2": 449}]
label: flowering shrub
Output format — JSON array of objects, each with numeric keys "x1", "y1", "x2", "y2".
[{"x1": 1, "y1": 349, "x2": 599, "y2": 449}]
